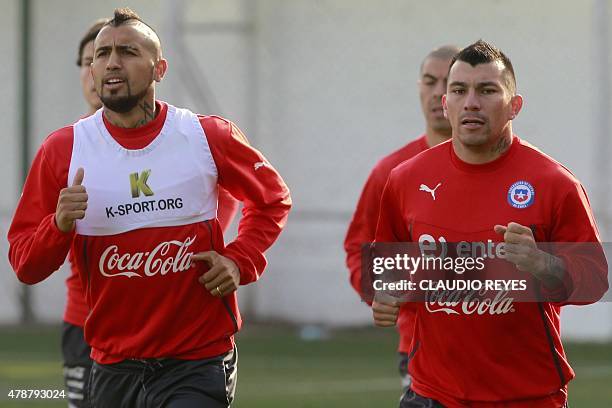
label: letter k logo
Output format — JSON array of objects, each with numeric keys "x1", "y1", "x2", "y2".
[{"x1": 130, "y1": 169, "x2": 154, "y2": 198}]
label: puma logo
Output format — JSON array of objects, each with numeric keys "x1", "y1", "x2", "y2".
[{"x1": 419, "y1": 182, "x2": 442, "y2": 200}]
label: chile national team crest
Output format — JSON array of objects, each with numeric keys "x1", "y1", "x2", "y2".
[{"x1": 507, "y1": 181, "x2": 535, "y2": 208}]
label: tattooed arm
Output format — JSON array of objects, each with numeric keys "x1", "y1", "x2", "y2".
[{"x1": 493, "y1": 222, "x2": 566, "y2": 290}]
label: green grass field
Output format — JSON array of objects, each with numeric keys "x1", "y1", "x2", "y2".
[{"x1": 0, "y1": 325, "x2": 611, "y2": 407}]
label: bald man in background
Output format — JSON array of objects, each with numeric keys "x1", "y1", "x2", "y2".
[{"x1": 344, "y1": 45, "x2": 459, "y2": 394}]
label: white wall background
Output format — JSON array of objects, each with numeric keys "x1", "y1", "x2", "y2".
[{"x1": 0, "y1": 0, "x2": 610, "y2": 340}]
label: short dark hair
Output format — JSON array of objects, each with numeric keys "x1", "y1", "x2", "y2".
[
  {"x1": 76, "y1": 18, "x2": 109, "y2": 66},
  {"x1": 449, "y1": 40, "x2": 516, "y2": 93}
]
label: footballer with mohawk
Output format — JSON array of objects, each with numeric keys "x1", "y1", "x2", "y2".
[{"x1": 8, "y1": 7, "x2": 291, "y2": 407}]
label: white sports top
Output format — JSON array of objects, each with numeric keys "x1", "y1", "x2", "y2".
[{"x1": 68, "y1": 104, "x2": 218, "y2": 236}]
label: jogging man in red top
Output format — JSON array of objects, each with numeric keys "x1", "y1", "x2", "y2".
[
  {"x1": 60, "y1": 17, "x2": 241, "y2": 407},
  {"x1": 345, "y1": 45, "x2": 459, "y2": 392},
  {"x1": 373, "y1": 40, "x2": 608, "y2": 407},
  {"x1": 8, "y1": 8, "x2": 290, "y2": 407}
]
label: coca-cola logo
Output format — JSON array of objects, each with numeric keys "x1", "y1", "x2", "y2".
[
  {"x1": 98, "y1": 236, "x2": 196, "y2": 278},
  {"x1": 425, "y1": 288, "x2": 515, "y2": 315}
]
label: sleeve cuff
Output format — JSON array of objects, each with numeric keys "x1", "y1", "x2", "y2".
[
  {"x1": 222, "y1": 244, "x2": 260, "y2": 285},
  {"x1": 47, "y1": 213, "x2": 76, "y2": 240}
]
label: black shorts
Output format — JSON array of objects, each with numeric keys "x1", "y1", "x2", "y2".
[
  {"x1": 399, "y1": 389, "x2": 444, "y2": 408},
  {"x1": 62, "y1": 321, "x2": 93, "y2": 408},
  {"x1": 88, "y1": 347, "x2": 237, "y2": 408}
]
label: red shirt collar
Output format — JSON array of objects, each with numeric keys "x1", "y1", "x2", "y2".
[
  {"x1": 450, "y1": 135, "x2": 520, "y2": 173},
  {"x1": 102, "y1": 101, "x2": 168, "y2": 150}
]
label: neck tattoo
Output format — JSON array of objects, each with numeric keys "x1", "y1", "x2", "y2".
[
  {"x1": 135, "y1": 101, "x2": 156, "y2": 127},
  {"x1": 491, "y1": 136, "x2": 511, "y2": 154}
]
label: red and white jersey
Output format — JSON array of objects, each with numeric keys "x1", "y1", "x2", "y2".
[
  {"x1": 8, "y1": 101, "x2": 291, "y2": 364},
  {"x1": 63, "y1": 189, "x2": 238, "y2": 328},
  {"x1": 70, "y1": 106, "x2": 218, "y2": 235},
  {"x1": 376, "y1": 136, "x2": 608, "y2": 407},
  {"x1": 344, "y1": 135, "x2": 428, "y2": 353},
  {"x1": 62, "y1": 189, "x2": 238, "y2": 328},
  {"x1": 63, "y1": 109, "x2": 238, "y2": 325}
]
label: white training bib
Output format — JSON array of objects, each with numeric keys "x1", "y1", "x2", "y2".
[{"x1": 68, "y1": 104, "x2": 218, "y2": 236}]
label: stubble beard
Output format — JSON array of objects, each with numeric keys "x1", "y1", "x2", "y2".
[
  {"x1": 98, "y1": 67, "x2": 154, "y2": 114},
  {"x1": 456, "y1": 125, "x2": 491, "y2": 147},
  {"x1": 100, "y1": 81, "x2": 149, "y2": 114}
]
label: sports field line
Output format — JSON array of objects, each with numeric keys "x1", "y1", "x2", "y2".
[
  {"x1": 240, "y1": 377, "x2": 401, "y2": 396},
  {"x1": 573, "y1": 364, "x2": 612, "y2": 378},
  {"x1": 240, "y1": 365, "x2": 612, "y2": 397}
]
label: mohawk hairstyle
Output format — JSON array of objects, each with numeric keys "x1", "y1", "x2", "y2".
[
  {"x1": 100, "y1": 7, "x2": 162, "y2": 56},
  {"x1": 76, "y1": 18, "x2": 109, "y2": 66},
  {"x1": 450, "y1": 40, "x2": 516, "y2": 93},
  {"x1": 107, "y1": 7, "x2": 143, "y2": 26}
]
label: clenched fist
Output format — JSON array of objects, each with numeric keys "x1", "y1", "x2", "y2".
[
  {"x1": 55, "y1": 167, "x2": 88, "y2": 233},
  {"x1": 372, "y1": 297, "x2": 400, "y2": 327},
  {"x1": 494, "y1": 222, "x2": 565, "y2": 289}
]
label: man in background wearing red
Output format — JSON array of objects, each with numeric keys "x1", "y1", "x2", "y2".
[{"x1": 345, "y1": 45, "x2": 459, "y2": 392}]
